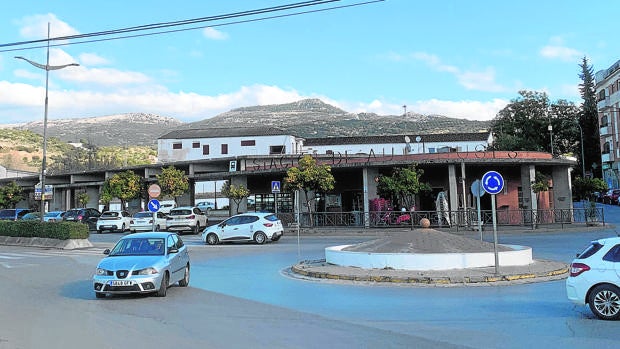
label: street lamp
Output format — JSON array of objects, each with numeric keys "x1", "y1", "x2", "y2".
[
  {"x1": 548, "y1": 124, "x2": 554, "y2": 156},
  {"x1": 15, "y1": 23, "x2": 79, "y2": 220}
]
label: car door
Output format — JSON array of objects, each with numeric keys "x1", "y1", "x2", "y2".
[
  {"x1": 603, "y1": 244, "x2": 620, "y2": 280},
  {"x1": 221, "y1": 216, "x2": 245, "y2": 240},
  {"x1": 167, "y1": 235, "x2": 182, "y2": 282}
]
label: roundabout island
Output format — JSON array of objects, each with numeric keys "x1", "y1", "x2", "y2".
[{"x1": 290, "y1": 228, "x2": 569, "y2": 286}]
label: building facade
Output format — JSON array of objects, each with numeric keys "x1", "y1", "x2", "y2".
[{"x1": 596, "y1": 59, "x2": 620, "y2": 188}]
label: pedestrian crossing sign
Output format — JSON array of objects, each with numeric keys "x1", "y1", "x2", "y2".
[{"x1": 271, "y1": 181, "x2": 281, "y2": 193}]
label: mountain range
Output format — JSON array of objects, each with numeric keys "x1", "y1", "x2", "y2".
[{"x1": 7, "y1": 99, "x2": 491, "y2": 147}]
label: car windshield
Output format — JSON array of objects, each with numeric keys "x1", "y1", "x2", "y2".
[
  {"x1": 44, "y1": 212, "x2": 61, "y2": 217},
  {"x1": 101, "y1": 212, "x2": 120, "y2": 218},
  {"x1": 133, "y1": 212, "x2": 153, "y2": 218},
  {"x1": 264, "y1": 214, "x2": 279, "y2": 221},
  {"x1": 109, "y1": 238, "x2": 165, "y2": 256},
  {"x1": 170, "y1": 209, "x2": 192, "y2": 216},
  {"x1": 0, "y1": 210, "x2": 15, "y2": 219}
]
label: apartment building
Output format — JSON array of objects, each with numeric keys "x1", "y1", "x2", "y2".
[{"x1": 595, "y1": 59, "x2": 620, "y2": 188}]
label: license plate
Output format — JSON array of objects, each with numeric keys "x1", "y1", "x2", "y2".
[{"x1": 109, "y1": 280, "x2": 134, "y2": 286}]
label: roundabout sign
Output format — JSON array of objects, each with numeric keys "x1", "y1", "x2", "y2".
[{"x1": 481, "y1": 171, "x2": 504, "y2": 195}]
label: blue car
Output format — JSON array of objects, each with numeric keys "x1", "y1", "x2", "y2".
[{"x1": 0, "y1": 208, "x2": 32, "y2": 221}]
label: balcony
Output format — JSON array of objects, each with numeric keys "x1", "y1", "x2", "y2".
[
  {"x1": 602, "y1": 153, "x2": 611, "y2": 163},
  {"x1": 600, "y1": 126, "x2": 609, "y2": 136}
]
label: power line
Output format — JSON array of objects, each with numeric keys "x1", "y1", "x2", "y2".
[{"x1": 0, "y1": 0, "x2": 383, "y2": 53}]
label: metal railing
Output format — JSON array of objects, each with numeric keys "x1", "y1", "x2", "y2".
[{"x1": 277, "y1": 207, "x2": 605, "y2": 229}]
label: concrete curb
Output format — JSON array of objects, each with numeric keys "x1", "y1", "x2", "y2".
[
  {"x1": 0, "y1": 236, "x2": 93, "y2": 250},
  {"x1": 289, "y1": 259, "x2": 569, "y2": 286}
]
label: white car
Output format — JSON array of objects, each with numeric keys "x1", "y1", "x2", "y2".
[
  {"x1": 159, "y1": 201, "x2": 176, "y2": 214},
  {"x1": 130, "y1": 211, "x2": 168, "y2": 233},
  {"x1": 201, "y1": 212, "x2": 283, "y2": 245},
  {"x1": 566, "y1": 236, "x2": 620, "y2": 320},
  {"x1": 96, "y1": 210, "x2": 133, "y2": 233},
  {"x1": 166, "y1": 206, "x2": 208, "y2": 234}
]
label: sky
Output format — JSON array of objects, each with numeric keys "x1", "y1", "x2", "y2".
[{"x1": 0, "y1": 0, "x2": 618, "y2": 125}]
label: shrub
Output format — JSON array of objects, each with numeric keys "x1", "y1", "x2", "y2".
[{"x1": 0, "y1": 221, "x2": 89, "y2": 240}]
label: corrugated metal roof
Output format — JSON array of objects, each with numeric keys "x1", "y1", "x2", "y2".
[
  {"x1": 303, "y1": 132, "x2": 491, "y2": 146},
  {"x1": 159, "y1": 127, "x2": 290, "y2": 139}
]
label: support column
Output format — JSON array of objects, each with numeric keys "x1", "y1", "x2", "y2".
[
  {"x1": 448, "y1": 164, "x2": 459, "y2": 225},
  {"x1": 362, "y1": 167, "x2": 379, "y2": 228},
  {"x1": 230, "y1": 175, "x2": 248, "y2": 215},
  {"x1": 552, "y1": 165, "x2": 573, "y2": 218}
]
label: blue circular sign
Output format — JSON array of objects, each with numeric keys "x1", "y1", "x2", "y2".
[
  {"x1": 481, "y1": 171, "x2": 504, "y2": 195},
  {"x1": 147, "y1": 199, "x2": 161, "y2": 212}
]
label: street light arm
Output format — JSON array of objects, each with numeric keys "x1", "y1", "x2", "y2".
[{"x1": 15, "y1": 56, "x2": 79, "y2": 70}]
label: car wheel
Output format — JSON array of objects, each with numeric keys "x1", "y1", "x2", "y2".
[
  {"x1": 254, "y1": 232, "x2": 267, "y2": 245},
  {"x1": 97, "y1": 230, "x2": 102, "y2": 234},
  {"x1": 155, "y1": 224, "x2": 161, "y2": 231},
  {"x1": 193, "y1": 223, "x2": 201, "y2": 234},
  {"x1": 95, "y1": 292, "x2": 106, "y2": 299},
  {"x1": 156, "y1": 272, "x2": 169, "y2": 297},
  {"x1": 206, "y1": 233, "x2": 219, "y2": 245},
  {"x1": 178, "y1": 264, "x2": 190, "y2": 287},
  {"x1": 271, "y1": 235, "x2": 281, "y2": 242},
  {"x1": 588, "y1": 284, "x2": 620, "y2": 320}
]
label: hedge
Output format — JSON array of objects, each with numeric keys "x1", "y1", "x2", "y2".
[{"x1": 0, "y1": 221, "x2": 89, "y2": 240}]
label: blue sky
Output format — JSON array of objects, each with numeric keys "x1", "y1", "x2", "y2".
[{"x1": 0, "y1": 0, "x2": 617, "y2": 125}]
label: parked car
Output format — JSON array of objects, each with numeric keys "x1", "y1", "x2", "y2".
[
  {"x1": 96, "y1": 210, "x2": 133, "y2": 233},
  {"x1": 566, "y1": 236, "x2": 620, "y2": 320},
  {"x1": 20, "y1": 212, "x2": 41, "y2": 221},
  {"x1": 130, "y1": 211, "x2": 168, "y2": 233},
  {"x1": 602, "y1": 189, "x2": 620, "y2": 205},
  {"x1": 159, "y1": 200, "x2": 176, "y2": 214},
  {"x1": 63, "y1": 208, "x2": 101, "y2": 230},
  {"x1": 166, "y1": 206, "x2": 208, "y2": 234},
  {"x1": 43, "y1": 211, "x2": 65, "y2": 222},
  {"x1": 196, "y1": 201, "x2": 215, "y2": 213},
  {"x1": 0, "y1": 208, "x2": 32, "y2": 221},
  {"x1": 93, "y1": 232, "x2": 190, "y2": 298},
  {"x1": 201, "y1": 212, "x2": 283, "y2": 245}
]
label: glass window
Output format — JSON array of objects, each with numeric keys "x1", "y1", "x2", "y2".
[
  {"x1": 192, "y1": 142, "x2": 200, "y2": 148},
  {"x1": 241, "y1": 140, "x2": 256, "y2": 146},
  {"x1": 577, "y1": 242, "x2": 603, "y2": 259},
  {"x1": 173, "y1": 143, "x2": 182, "y2": 149},
  {"x1": 221, "y1": 144, "x2": 228, "y2": 154},
  {"x1": 203, "y1": 145, "x2": 210, "y2": 155},
  {"x1": 603, "y1": 244, "x2": 620, "y2": 262},
  {"x1": 270, "y1": 145, "x2": 285, "y2": 154}
]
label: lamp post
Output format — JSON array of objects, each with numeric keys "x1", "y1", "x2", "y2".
[
  {"x1": 548, "y1": 124, "x2": 554, "y2": 156},
  {"x1": 575, "y1": 121, "x2": 586, "y2": 178},
  {"x1": 15, "y1": 23, "x2": 79, "y2": 221}
]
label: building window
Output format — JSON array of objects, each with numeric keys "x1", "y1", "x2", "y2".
[
  {"x1": 601, "y1": 115, "x2": 609, "y2": 127},
  {"x1": 270, "y1": 145, "x2": 285, "y2": 154},
  {"x1": 173, "y1": 143, "x2": 182, "y2": 150},
  {"x1": 603, "y1": 142, "x2": 611, "y2": 154},
  {"x1": 326, "y1": 150, "x2": 334, "y2": 155},
  {"x1": 203, "y1": 145, "x2": 210, "y2": 155},
  {"x1": 192, "y1": 142, "x2": 200, "y2": 148},
  {"x1": 241, "y1": 140, "x2": 256, "y2": 146},
  {"x1": 221, "y1": 144, "x2": 228, "y2": 154},
  {"x1": 598, "y1": 90, "x2": 606, "y2": 101}
]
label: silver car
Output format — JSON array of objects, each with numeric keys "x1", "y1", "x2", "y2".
[{"x1": 93, "y1": 232, "x2": 190, "y2": 298}]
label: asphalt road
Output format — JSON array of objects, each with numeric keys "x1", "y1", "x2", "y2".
[{"x1": 1, "y1": 201, "x2": 620, "y2": 349}]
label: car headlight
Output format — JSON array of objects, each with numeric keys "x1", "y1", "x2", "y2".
[
  {"x1": 96, "y1": 268, "x2": 109, "y2": 275},
  {"x1": 136, "y1": 267, "x2": 159, "y2": 275}
]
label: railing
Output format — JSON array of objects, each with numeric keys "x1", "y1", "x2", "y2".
[{"x1": 278, "y1": 207, "x2": 605, "y2": 229}]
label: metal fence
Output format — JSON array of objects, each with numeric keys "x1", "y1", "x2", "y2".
[{"x1": 277, "y1": 207, "x2": 605, "y2": 229}]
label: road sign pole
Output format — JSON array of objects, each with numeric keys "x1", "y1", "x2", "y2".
[
  {"x1": 477, "y1": 194, "x2": 482, "y2": 241},
  {"x1": 491, "y1": 194, "x2": 499, "y2": 275}
]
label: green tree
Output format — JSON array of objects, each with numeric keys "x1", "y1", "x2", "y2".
[
  {"x1": 220, "y1": 181, "x2": 250, "y2": 213},
  {"x1": 376, "y1": 164, "x2": 431, "y2": 209},
  {"x1": 101, "y1": 170, "x2": 142, "y2": 209},
  {"x1": 284, "y1": 155, "x2": 335, "y2": 218},
  {"x1": 578, "y1": 57, "x2": 602, "y2": 178},
  {"x1": 573, "y1": 177, "x2": 607, "y2": 201},
  {"x1": 77, "y1": 192, "x2": 90, "y2": 207},
  {"x1": 490, "y1": 90, "x2": 580, "y2": 156},
  {"x1": 156, "y1": 166, "x2": 189, "y2": 203},
  {"x1": 0, "y1": 181, "x2": 24, "y2": 209}
]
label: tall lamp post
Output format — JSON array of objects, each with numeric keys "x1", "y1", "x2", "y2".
[
  {"x1": 15, "y1": 23, "x2": 79, "y2": 220},
  {"x1": 576, "y1": 121, "x2": 586, "y2": 178}
]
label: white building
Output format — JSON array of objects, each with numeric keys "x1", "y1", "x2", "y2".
[
  {"x1": 595, "y1": 59, "x2": 620, "y2": 188},
  {"x1": 302, "y1": 132, "x2": 493, "y2": 155},
  {"x1": 158, "y1": 127, "x2": 304, "y2": 162}
]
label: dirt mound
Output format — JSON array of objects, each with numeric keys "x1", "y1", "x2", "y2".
[{"x1": 342, "y1": 229, "x2": 513, "y2": 253}]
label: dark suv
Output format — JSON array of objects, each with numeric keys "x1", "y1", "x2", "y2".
[
  {"x1": 602, "y1": 189, "x2": 620, "y2": 205},
  {"x1": 63, "y1": 208, "x2": 101, "y2": 230},
  {"x1": 0, "y1": 208, "x2": 32, "y2": 221}
]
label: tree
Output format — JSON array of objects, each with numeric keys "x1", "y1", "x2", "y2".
[
  {"x1": 573, "y1": 177, "x2": 607, "y2": 201},
  {"x1": 376, "y1": 164, "x2": 431, "y2": 209},
  {"x1": 284, "y1": 155, "x2": 335, "y2": 224},
  {"x1": 77, "y1": 192, "x2": 90, "y2": 207},
  {"x1": 0, "y1": 181, "x2": 24, "y2": 209},
  {"x1": 578, "y1": 57, "x2": 602, "y2": 178},
  {"x1": 156, "y1": 166, "x2": 189, "y2": 203},
  {"x1": 101, "y1": 170, "x2": 142, "y2": 209},
  {"x1": 490, "y1": 90, "x2": 580, "y2": 156},
  {"x1": 220, "y1": 181, "x2": 250, "y2": 213}
]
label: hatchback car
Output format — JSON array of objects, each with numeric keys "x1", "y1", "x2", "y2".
[
  {"x1": 43, "y1": 211, "x2": 65, "y2": 222},
  {"x1": 93, "y1": 232, "x2": 190, "y2": 298},
  {"x1": 130, "y1": 211, "x2": 168, "y2": 233},
  {"x1": 201, "y1": 212, "x2": 283, "y2": 245},
  {"x1": 20, "y1": 212, "x2": 41, "y2": 220},
  {"x1": 96, "y1": 210, "x2": 132, "y2": 233},
  {"x1": 63, "y1": 208, "x2": 101, "y2": 230},
  {"x1": 0, "y1": 208, "x2": 32, "y2": 221},
  {"x1": 602, "y1": 189, "x2": 620, "y2": 205},
  {"x1": 196, "y1": 201, "x2": 215, "y2": 213},
  {"x1": 566, "y1": 236, "x2": 620, "y2": 320},
  {"x1": 166, "y1": 206, "x2": 208, "y2": 234}
]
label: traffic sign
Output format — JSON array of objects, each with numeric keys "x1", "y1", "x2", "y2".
[
  {"x1": 481, "y1": 171, "x2": 504, "y2": 195},
  {"x1": 148, "y1": 199, "x2": 161, "y2": 212},
  {"x1": 271, "y1": 181, "x2": 281, "y2": 193},
  {"x1": 148, "y1": 184, "x2": 161, "y2": 198},
  {"x1": 470, "y1": 179, "x2": 486, "y2": 198}
]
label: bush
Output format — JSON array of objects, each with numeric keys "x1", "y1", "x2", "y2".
[{"x1": 0, "y1": 221, "x2": 89, "y2": 240}]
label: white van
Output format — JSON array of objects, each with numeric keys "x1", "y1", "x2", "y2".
[{"x1": 159, "y1": 200, "x2": 176, "y2": 213}]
